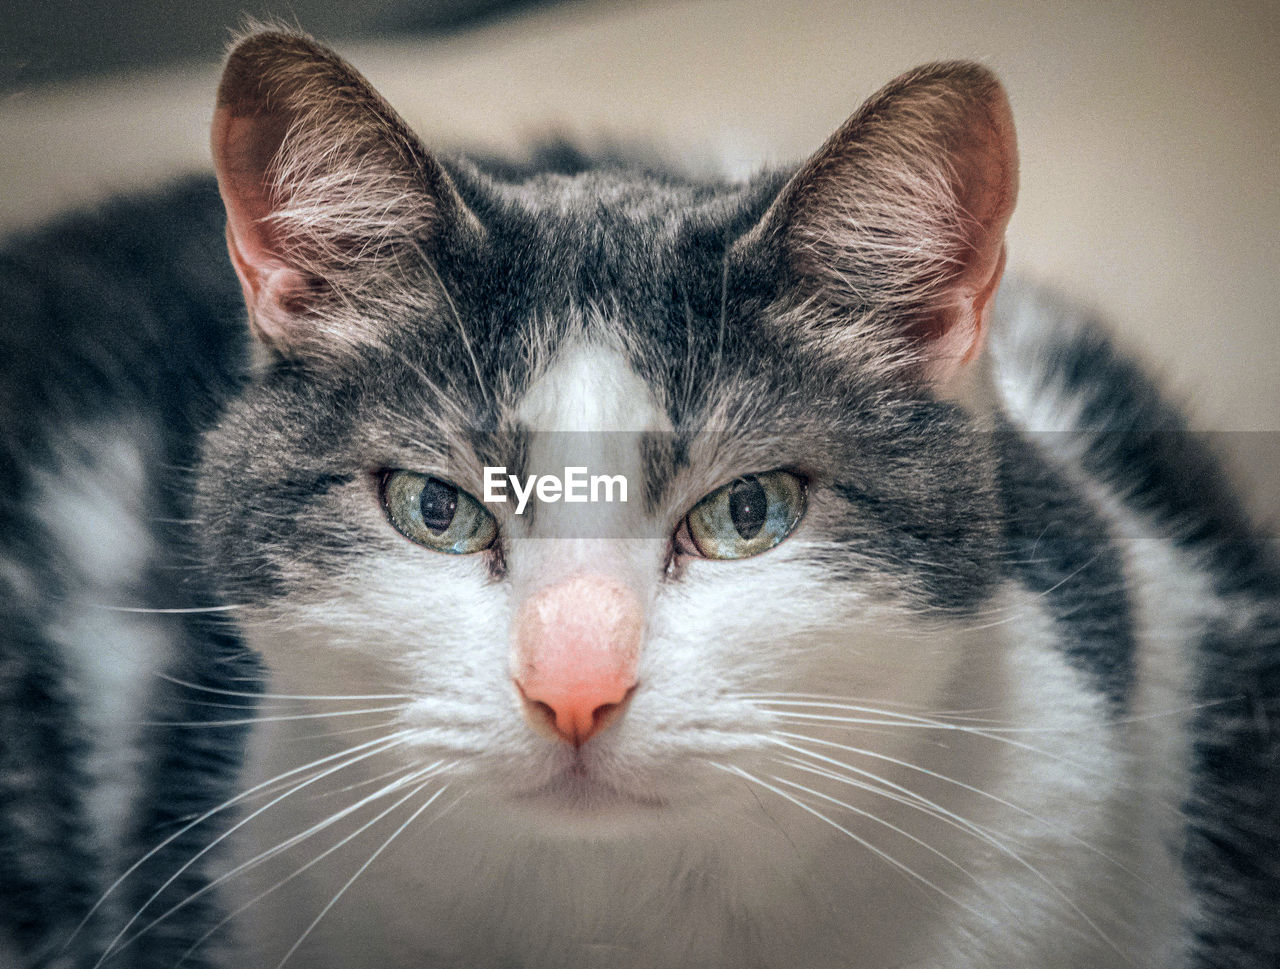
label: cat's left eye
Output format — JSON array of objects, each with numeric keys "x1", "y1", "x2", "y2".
[
  {"x1": 380, "y1": 470, "x2": 497, "y2": 554},
  {"x1": 677, "y1": 470, "x2": 807, "y2": 560}
]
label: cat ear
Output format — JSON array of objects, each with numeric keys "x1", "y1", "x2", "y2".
[
  {"x1": 211, "y1": 29, "x2": 479, "y2": 357},
  {"x1": 747, "y1": 61, "x2": 1017, "y2": 384}
]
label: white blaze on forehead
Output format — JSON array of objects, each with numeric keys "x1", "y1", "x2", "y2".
[
  {"x1": 509, "y1": 342, "x2": 671, "y2": 590},
  {"x1": 516, "y1": 342, "x2": 668, "y2": 434}
]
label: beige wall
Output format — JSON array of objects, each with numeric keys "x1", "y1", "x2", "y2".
[{"x1": 2, "y1": 0, "x2": 1276, "y2": 518}]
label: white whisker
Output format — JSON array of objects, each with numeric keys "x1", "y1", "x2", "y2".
[
  {"x1": 64, "y1": 730, "x2": 413, "y2": 957},
  {"x1": 755, "y1": 705, "x2": 1099, "y2": 773},
  {"x1": 287, "y1": 717, "x2": 409, "y2": 743},
  {"x1": 122, "y1": 761, "x2": 451, "y2": 962},
  {"x1": 91, "y1": 733, "x2": 413, "y2": 968},
  {"x1": 742, "y1": 691, "x2": 1232, "y2": 734},
  {"x1": 175, "y1": 773, "x2": 448, "y2": 966},
  {"x1": 82, "y1": 602, "x2": 248, "y2": 614},
  {"x1": 275, "y1": 782, "x2": 453, "y2": 969},
  {"x1": 711, "y1": 763, "x2": 993, "y2": 924},
  {"x1": 156, "y1": 672, "x2": 414, "y2": 703},
  {"x1": 766, "y1": 768, "x2": 994, "y2": 890},
  {"x1": 773, "y1": 740, "x2": 1139, "y2": 963},
  {"x1": 140, "y1": 705, "x2": 409, "y2": 729},
  {"x1": 770, "y1": 734, "x2": 1127, "y2": 868}
]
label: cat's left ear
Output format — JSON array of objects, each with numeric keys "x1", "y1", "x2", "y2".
[
  {"x1": 212, "y1": 29, "x2": 480, "y2": 357},
  {"x1": 743, "y1": 61, "x2": 1017, "y2": 384}
]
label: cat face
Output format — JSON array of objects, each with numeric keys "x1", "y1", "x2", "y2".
[{"x1": 196, "y1": 30, "x2": 1015, "y2": 832}]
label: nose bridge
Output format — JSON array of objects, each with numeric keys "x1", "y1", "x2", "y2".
[
  {"x1": 512, "y1": 428, "x2": 647, "y2": 547},
  {"x1": 509, "y1": 535, "x2": 653, "y2": 597},
  {"x1": 512, "y1": 572, "x2": 644, "y2": 746}
]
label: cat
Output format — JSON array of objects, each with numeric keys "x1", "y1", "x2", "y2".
[{"x1": 1, "y1": 25, "x2": 1277, "y2": 969}]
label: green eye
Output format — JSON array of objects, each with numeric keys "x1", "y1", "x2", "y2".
[
  {"x1": 682, "y1": 470, "x2": 807, "y2": 560},
  {"x1": 380, "y1": 471, "x2": 497, "y2": 554}
]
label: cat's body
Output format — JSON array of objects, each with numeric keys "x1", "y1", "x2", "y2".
[{"x1": 1, "y1": 31, "x2": 1277, "y2": 969}]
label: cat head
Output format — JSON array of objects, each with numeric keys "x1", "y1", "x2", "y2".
[{"x1": 197, "y1": 29, "x2": 1016, "y2": 828}]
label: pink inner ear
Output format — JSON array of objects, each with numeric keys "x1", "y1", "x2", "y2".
[
  {"x1": 921, "y1": 241, "x2": 1008, "y2": 384},
  {"x1": 221, "y1": 221, "x2": 315, "y2": 349},
  {"x1": 911, "y1": 92, "x2": 1018, "y2": 383},
  {"x1": 954, "y1": 99, "x2": 1018, "y2": 292},
  {"x1": 212, "y1": 107, "x2": 317, "y2": 349}
]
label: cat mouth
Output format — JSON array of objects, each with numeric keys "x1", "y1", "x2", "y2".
[{"x1": 514, "y1": 754, "x2": 668, "y2": 812}]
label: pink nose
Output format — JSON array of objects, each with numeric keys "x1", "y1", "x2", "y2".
[{"x1": 512, "y1": 574, "x2": 642, "y2": 746}]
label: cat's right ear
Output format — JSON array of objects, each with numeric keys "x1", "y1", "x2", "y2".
[{"x1": 212, "y1": 29, "x2": 480, "y2": 357}]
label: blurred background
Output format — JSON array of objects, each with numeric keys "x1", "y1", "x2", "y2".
[
  {"x1": 0, "y1": 0, "x2": 591, "y2": 90},
  {"x1": 1, "y1": 0, "x2": 1277, "y2": 519}
]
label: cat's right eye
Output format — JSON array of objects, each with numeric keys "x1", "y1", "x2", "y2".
[{"x1": 379, "y1": 470, "x2": 497, "y2": 554}]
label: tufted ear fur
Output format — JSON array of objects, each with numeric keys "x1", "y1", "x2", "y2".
[
  {"x1": 747, "y1": 61, "x2": 1018, "y2": 384},
  {"x1": 211, "y1": 29, "x2": 480, "y2": 358}
]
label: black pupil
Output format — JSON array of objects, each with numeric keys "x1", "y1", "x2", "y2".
[
  {"x1": 728, "y1": 475, "x2": 768, "y2": 540},
  {"x1": 419, "y1": 478, "x2": 458, "y2": 534}
]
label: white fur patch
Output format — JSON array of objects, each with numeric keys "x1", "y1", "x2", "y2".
[
  {"x1": 989, "y1": 284, "x2": 1212, "y2": 962},
  {"x1": 31, "y1": 424, "x2": 178, "y2": 871},
  {"x1": 508, "y1": 341, "x2": 671, "y2": 594},
  {"x1": 516, "y1": 341, "x2": 667, "y2": 435}
]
